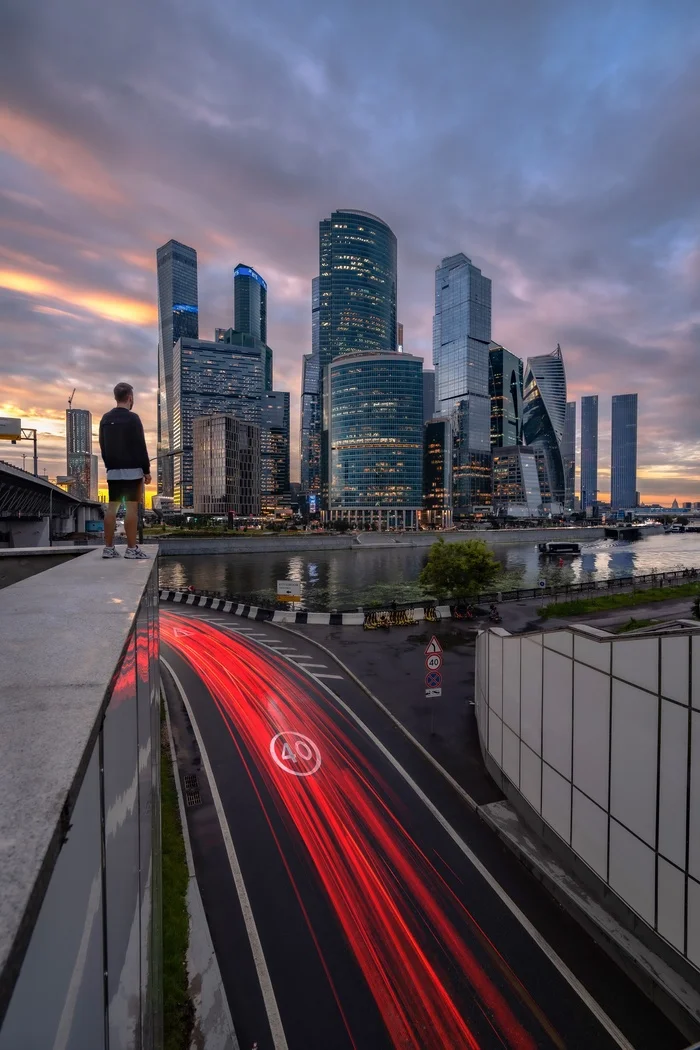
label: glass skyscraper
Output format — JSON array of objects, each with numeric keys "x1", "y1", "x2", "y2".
[
  {"x1": 156, "y1": 239, "x2": 198, "y2": 496},
  {"x1": 327, "y1": 352, "x2": 423, "y2": 529},
  {"x1": 492, "y1": 446, "x2": 542, "y2": 517},
  {"x1": 300, "y1": 351, "x2": 321, "y2": 498},
  {"x1": 234, "y1": 264, "x2": 267, "y2": 344},
  {"x1": 611, "y1": 393, "x2": 638, "y2": 510},
  {"x1": 422, "y1": 418, "x2": 452, "y2": 527},
  {"x1": 488, "y1": 343, "x2": 523, "y2": 447},
  {"x1": 215, "y1": 328, "x2": 273, "y2": 391},
  {"x1": 66, "y1": 407, "x2": 93, "y2": 501},
  {"x1": 261, "y1": 391, "x2": 290, "y2": 514},
  {"x1": 172, "y1": 338, "x2": 265, "y2": 509},
  {"x1": 193, "y1": 415, "x2": 261, "y2": 517},
  {"x1": 422, "y1": 371, "x2": 435, "y2": 425},
  {"x1": 522, "y1": 345, "x2": 567, "y2": 508},
  {"x1": 580, "y1": 395, "x2": 599, "y2": 510},
  {"x1": 563, "y1": 401, "x2": 576, "y2": 511},
  {"x1": 433, "y1": 253, "x2": 492, "y2": 514}
]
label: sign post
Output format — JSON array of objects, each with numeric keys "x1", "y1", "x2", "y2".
[
  {"x1": 424, "y1": 636, "x2": 443, "y2": 736},
  {"x1": 276, "y1": 580, "x2": 302, "y2": 603}
]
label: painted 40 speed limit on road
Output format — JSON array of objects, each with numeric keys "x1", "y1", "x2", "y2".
[{"x1": 270, "y1": 731, "x2": 322, "y2": 776}]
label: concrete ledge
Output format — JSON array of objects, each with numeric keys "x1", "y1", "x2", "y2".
[{"x1": 479, "y1": 800, "x2": 700, "y2": 1043}]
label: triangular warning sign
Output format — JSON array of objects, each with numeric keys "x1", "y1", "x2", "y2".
[{"x1": 424, "y1": 635, "x2": 443, "y2": 655}]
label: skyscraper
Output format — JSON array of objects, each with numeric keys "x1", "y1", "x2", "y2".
[
  {"x1": 156, "y1": 239, "x2": 198, "y2": 495},
  {"x1": 327, "y1": 352, "x2": 423, "y2": 529},
  {"x1": 193, "y1": 415, "x2": 261, "y2": 517},
  {"x1": 422, "y1": 371, "x2": 435, "y2": 425},
  {"x1": 492, "y1": 446, "x2": 542, "y2": 517},
  {"x1": 423, "y1": 418, "x2": 452, "y2": 528},
  {"x1": 300, "y1": 351, "x2": 321, "y2": 497},
  {"x1": 563, "y1": 401, "x2": 576, "y2": 511},
  {"x1": 315, "y1": 210, "x2": 398, "y2": 507},
  {"x1": 522, "y1": 345, "x2": 567, "y2": 508},
  {"x1": 172, "y1": 338, "x2": 266, "y2": 509},
  {"x1": 433, "y1": 254, "x2": 492, "y2": 514},
  {"x1": 488, "y1": 343, "x2": 523, "y2": 447},
  {"x1": 611, "y1": 393, "x2": 638, "y2": 510},
  {"x1": 66, "y1": 407, "x2": 92, "y2": 501},
  {"x1": 261, "y1": 391, "x2": 290, "y2": 514},
  {"x1": 580, "y1": 395, "x2": 599, "y2": 510},
  {"x1": 234, "y1": 264, "x2": 267, "y2": 343},
  {"x1": 215, "y1": 328, "x2": 273, "y2": 391}
]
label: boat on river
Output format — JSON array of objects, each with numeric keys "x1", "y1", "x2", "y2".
[{"x1": 538, "y1": 540, "x2": 581, "y2": 555}]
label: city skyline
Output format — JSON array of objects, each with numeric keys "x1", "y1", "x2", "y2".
[{"x1": 1, "y1": 1, "x2": 699, "y2": 503}]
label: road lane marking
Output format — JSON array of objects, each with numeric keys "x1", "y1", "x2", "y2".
[
  {"x1": 162, "y1": 657, "x2": 290, "y2": 1050},
  {"x1": 312, "y1": 673, "x2": 344, "y2": 681}
]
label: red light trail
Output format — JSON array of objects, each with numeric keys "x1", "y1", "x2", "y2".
[{"x1": 162, "y1": 612, "x2": 561, "y2": 1049}]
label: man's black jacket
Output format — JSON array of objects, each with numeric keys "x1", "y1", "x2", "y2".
[{"x1": 99, "y1": 407, "x2": 151, "y2": 474}]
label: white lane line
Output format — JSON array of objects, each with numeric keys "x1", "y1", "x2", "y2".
[
  {"x1": 161, "y1": 657, "x2": 289, "y2": 1050},
  {"x1": 311, "y1": 673, "x2": 344, "y2": 681},
  {"x1": 300, "y1": 674, "x2": 635, "y2": 1050},
  {"x1": 291, "y1": 662, "x2": 327, "y2": 669}
]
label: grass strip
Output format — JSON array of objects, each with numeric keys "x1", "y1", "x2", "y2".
[
  {"x1": 161, "y1": 705, "x2": 194, "y2": 1050},
  {"x1": 540, "y1": 581, "x2": 700, "y2": 619}
]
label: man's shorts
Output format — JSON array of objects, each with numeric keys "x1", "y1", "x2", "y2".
[{"x1": 107, "y1": 478, "x2": 143, "y2": 503}]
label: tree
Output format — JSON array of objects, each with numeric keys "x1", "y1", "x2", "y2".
[{"x1": 419, "y1": 538, "x2": 501, "y2": 601}]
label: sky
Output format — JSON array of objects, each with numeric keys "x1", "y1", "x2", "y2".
[{"x1": 1, "y1": 0, "x2": 699, "y2": 504}]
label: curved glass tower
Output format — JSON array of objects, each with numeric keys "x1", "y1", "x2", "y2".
[
  {"x1": 522, "y1": 345, "x2": 567, "y2": 507},
  {"x1": 234, "y1": 263, "x2": 267, "y2": 344}
]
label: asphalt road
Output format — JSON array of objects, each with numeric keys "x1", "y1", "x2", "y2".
[{"x1": 161, "y1": 605, "x2": 686, "y2": 1050}]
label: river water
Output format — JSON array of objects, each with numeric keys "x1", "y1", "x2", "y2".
[{"x1": 158, "y1": 532, "x2": 700, "y2": 611}]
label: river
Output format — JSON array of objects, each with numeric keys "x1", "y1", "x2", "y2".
[{"x1": 158, "y1": 532, "x2": 700, "y2": 611}]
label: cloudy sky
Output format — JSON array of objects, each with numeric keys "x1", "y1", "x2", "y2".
[{"x1": 1, "y1": 0, "x2": 699, "y2": 502}]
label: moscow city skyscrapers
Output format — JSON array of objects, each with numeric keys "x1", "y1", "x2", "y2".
[
  {"x1": 234, "y1": 264, "x2": 267, "y2": 343},
  {"x1": 156, "y1": 240, "x2": 198, "y2": 496},
  {"x1": 433, "y1": 254, "x2": 492, "y2": 514},
  {"x1": 611, "y1": 393, "x2": 638, "y2": 509},
  {"x1": 522, "y1": 345, "x2": 567, "y2": 509},
  {"x1": 563, "y1": 401, "x2": 576, "y2": 511},
  {"x1": 488, "y1": 343, "x2": 523, "y2": 447},
  {"x1": 580, "y1": 395, "x2": 599, "y2": 510},
  {"x1": 66, "y1": 407, "x2": 93, "y2": 501}
]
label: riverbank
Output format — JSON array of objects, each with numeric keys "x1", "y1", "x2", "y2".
[{"x1": 150, "y1": 525, "x2": 605, "y2": 556}]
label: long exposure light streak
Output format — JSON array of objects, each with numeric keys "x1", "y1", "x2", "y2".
[{"x1": 162, "y1": 612, "x2": 559, "y2": 1049}]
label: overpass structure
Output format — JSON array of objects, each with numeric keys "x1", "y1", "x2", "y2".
[{"x1": 0, "y1": 459, "x2": 102, "y2": 546}]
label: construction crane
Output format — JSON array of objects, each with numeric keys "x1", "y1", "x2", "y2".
[{"x1": 68, "y1": 388, "x2": 76, "y2": 409}]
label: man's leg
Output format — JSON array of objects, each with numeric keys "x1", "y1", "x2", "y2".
[
  {"x1": 104, "y1": 501, "x2": 120, "y2": 546},
  {"x1": 124, "y1": 501, "x2": 138, "y2": 548}
]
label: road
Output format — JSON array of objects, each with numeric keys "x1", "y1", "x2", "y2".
[{"x1": 161, "y1": 606, "x2": 686, "y2": 1050}]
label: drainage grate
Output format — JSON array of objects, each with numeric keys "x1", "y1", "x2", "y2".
[{"x1": 183, "y1": 773, "x2": 201, "y2": 807}]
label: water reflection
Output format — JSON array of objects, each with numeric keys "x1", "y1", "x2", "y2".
[{"x1": 159, "y1": 534, "x2": 700, "y2": 611}]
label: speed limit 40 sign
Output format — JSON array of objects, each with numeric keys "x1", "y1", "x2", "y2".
[{"x1": 425, "y1": 653, "x2": 442, "y2": 671}]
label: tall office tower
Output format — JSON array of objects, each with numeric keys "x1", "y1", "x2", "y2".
[
  {"x1": 433, "y1": 254, "x2": 492, "y2": 515},
  {"x1": 327, "y1": 352, "x2": 423, "y2": 529},
  {"x1": 488, "y1": 343, "x2": 523, "y2": 447},
  {"x1": 193, "y1": 415, "x2": 261, "y2": 517},
  {"x1": 261, "y1": 391, "x2": 291, "y2": 514},
  {"x1": 491, "y1": 446, "x2": 542, "y2": 517},
  {"x1": 156, "y1": 240, "x2": 198, "y2": 495},
  {"x1": 66, "y1": 407, "x2": 92, "y2": 500},
  {"x1": 422, "y1": 418, "x2": 452, "y2": 528},
  {"x1": 422, "y1": 371, "x2": 435, "y2": 424},
  {"x1": 522, "y1": 345, "x2": 567, "y2": 508},
  {"x1": 172, "y1": 338, "x2": 266, "y2": 509},
  {"x1": 611, "y1": 393, "x2": 638, "y2": 510},
  {"x1": 215, "y1": 328, "x2": 273, "y2": 391},
  {"x1": 316, "y1": 210, "x2": 398, "y2": 506},
  {"x1": 563, "y1": 401, "x2": 576, "y2": 511},
  {"x1": 300, "y1": 352, "x2": 321, "y2": 499},
  {"x1": 580, "y1": 395, "x2": 598, "y2": 511},
  {"x1": 234, "y1": 264, "x2": 267, "y2": 343}
]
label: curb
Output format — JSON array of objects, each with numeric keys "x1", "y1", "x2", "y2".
[{"x1": 159, "y1": 589, "x2": 453, "y2": 625}]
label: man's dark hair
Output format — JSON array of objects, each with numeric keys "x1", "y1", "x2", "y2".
[{"x1": 114, "y1": 382, "x2": 134, "y2": 403}]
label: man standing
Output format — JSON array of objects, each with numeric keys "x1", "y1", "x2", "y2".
[{"x1": 99, "y1": 382, "x2": 151, "y2": 559}]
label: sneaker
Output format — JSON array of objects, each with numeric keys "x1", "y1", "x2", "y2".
[
  {"x1": 124, "y1": 546, "x2": 149, "y2": 560},
  {"x1": 102, "y1": 545, "x2": 121, "y2": 558}
]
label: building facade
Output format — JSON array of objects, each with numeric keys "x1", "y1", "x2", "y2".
[
  {"x1": 193, "y1": 415, "x2": 261, "y2": 517},
  {"x1": 611, "y1": 393, "x2": 638, "y2": 510},
  {"x1": 172, "y1": 338, "x2": 265, "y2": 509},
  {"x1": 422, "y1": 371, "x2": 435, "y2": 425},
  {"x1": 261, "y1": 391, "x2": 290, "y2": 514},
  {"x1": 488, "y1": 343, "x2": 523, "y2": 448},
  {"x1": 563, "y1": 401, "x2": 576, "y2": 511},
  {"x1": 422, "y1": 418, "x2": 452, "y2": 527},
  {"x1": 326, "y1": 352, "x2": 422, "y2": 529},
  {"x1": 433, "y1": 253, "x2": 492, "y2": 516},
  {"x1": 234, "y1": 264, "x2": 267, "y2": 344},
  {"x1": 66, "y1": 407, "x2": 93, "y2": 501},
  {"x1": 90, "y1": 455, "x2": 98, "y2": 502},
  {"x1": 491, "y1": 446, "x2": 542, "y2": 517},
  {"x1": 580, "y1": 395, "x2": 599, "y2": 510},
  {"x1": 299, "y1": 351, "x2": 321, "y2": 499},
  {"x1": 522, "y1": 345, "x2": 567, "y2": 509},
  {"x1": 156, "y1": 239, "x2": 198, "y2": 495},
  {"x1": 215, "y1": 328, "x2": 273, "y2": 392}
]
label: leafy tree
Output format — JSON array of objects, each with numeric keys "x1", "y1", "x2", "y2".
[{"x1": 419, "y1": 538, "x2": 501, "y2": 601}]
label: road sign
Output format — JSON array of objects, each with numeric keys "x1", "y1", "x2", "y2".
[
  {"x1": 538, "y1": 579, "x2": 546, "y2": 589},
  {"x1": 425, "y1": 653, "x2": 442, "y2": 671},
  {"x1": 277, "y1": 580, "x2": 302, "y2": 602},
  {"x1": 0, "y1": 417, "x2": 21, "y2": 441},
  {"x1": 425, "y1": 687, "x2": 442, "y2": 698},
  {"x1": 269, "y1": 732, "x2": 321, "y2": 776},
  {"x1": 424, "y1": 635, "x2": 443, "y2": 655},
  {"x1": 425, "y1": 670, "x2": 442, "y2": 689}
]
